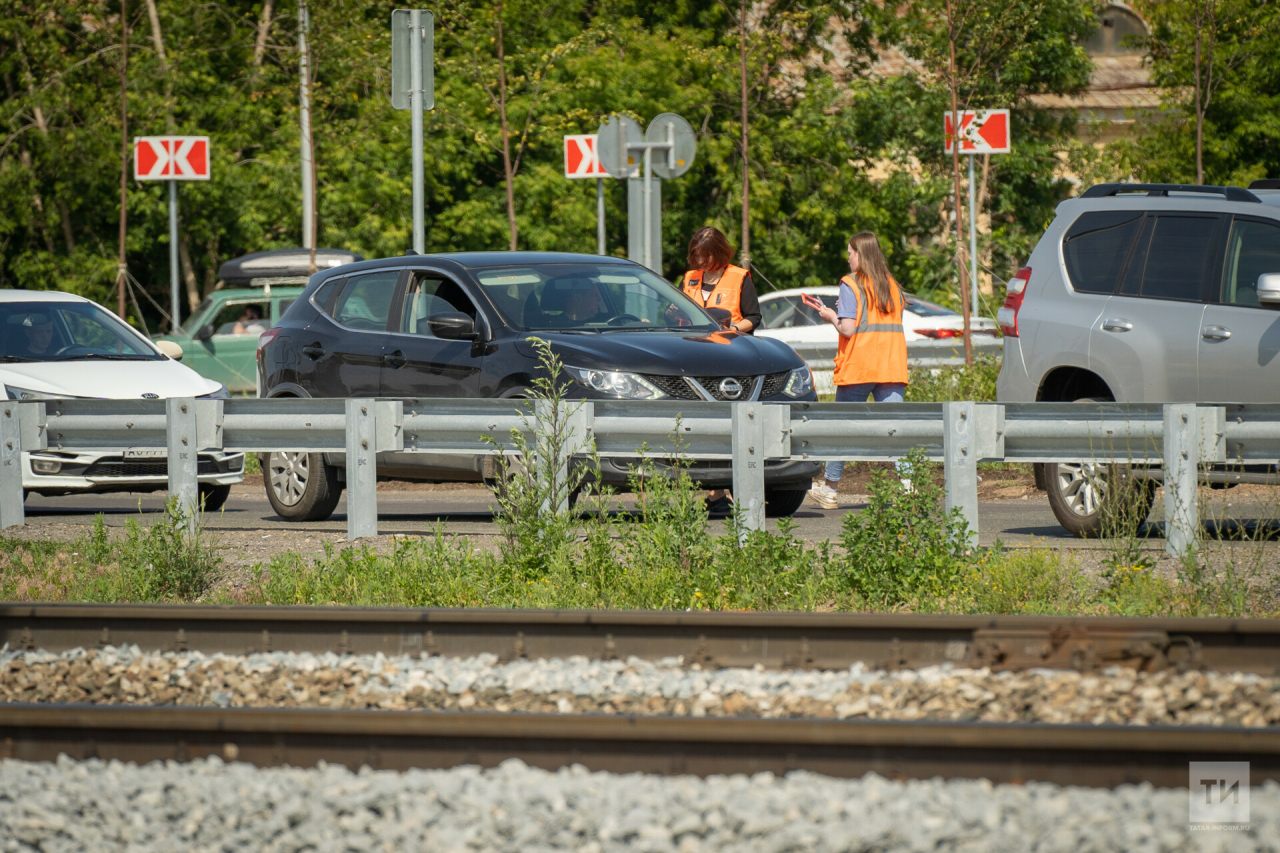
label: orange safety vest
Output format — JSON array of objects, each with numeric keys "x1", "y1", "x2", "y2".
[
  {"x1": 833, "y1": 272, "x2": 909, "y2": 387},
  {"x1": 682, "y1": 265, "x2": 748, "y2": 327}
]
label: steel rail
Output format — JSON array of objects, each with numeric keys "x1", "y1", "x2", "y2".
[
  {"x1": 1, "y1": 703, "x2": 1277, "y2": 788},
  {"x1": 4, "y1": 603, "x2": 1280, "y2": 674}
]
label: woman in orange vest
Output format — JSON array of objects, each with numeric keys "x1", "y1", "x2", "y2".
[
  {"x1": 679, "y1": 227, "x2": 762, "y2": 335},
  {"x1": 809, "y1": 231, "x2": 909, "y2": 510},
  {"x1": 680, "y1": 227, "x2": 762, "y2": 515}
]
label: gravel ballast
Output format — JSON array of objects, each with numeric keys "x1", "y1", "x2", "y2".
[
  {"x1": 3, "y1": 756, "x2": 1277, "y2": 852},
  {"x1": 4, "y1": 644, "x2": 1279, "y2": 726}
]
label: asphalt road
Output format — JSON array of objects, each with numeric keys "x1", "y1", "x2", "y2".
[{"x1": 19, "y1": 482, "x2": 1265, "y2": 550}]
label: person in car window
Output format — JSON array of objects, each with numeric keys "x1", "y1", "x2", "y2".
[
  {"x1": 809, "y1": 231, "x2": 910, "y2": 510},
  {"x1": 232, "y1": 305, "x2": 267, "y2": 335},
  {"x1": 562, "y1": 281, "x2": 610, "y2": 324},
  {"x1": 14, "y1": 314, "x2": 55, "y2": 358}
]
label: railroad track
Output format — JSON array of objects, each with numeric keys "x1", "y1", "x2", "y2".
[
  {"x1": 2, "y1": 703, "x2": 1277, "y2": 788},
  {"x1": 4, "y1": 603, "x2": 1280, "y2": 674}
]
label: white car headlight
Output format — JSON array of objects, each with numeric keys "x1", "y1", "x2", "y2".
[
  {"x1": 782, "y1": 366, "x2": 813, "y2": 398},
  {"x1": 199, "y1": 384, "x2": 231, "y2": 400},
  {"x1": 4, "y1": 386, "x2": 76, "y2": 401},
  {"x1": 567, "y1": 366, "x2": 666, "y2": 400}
]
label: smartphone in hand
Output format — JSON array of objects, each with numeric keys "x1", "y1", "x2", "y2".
[{"x1": 800, "y1": 293, "x2": 825, "y2": 312}]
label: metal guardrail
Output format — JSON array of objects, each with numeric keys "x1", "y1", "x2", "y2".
[{"x1": 2, "y1": 399, "x2": 1277, "y2": 555}]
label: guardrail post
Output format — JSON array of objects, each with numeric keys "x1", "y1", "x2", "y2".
[
  {"x1": 166, "y1": 397, "x2": 199, "y2": 532},
  {"x1": 943, "y1": 401, "x2": 979, "y2": 546},
  {"x1": 345, "y1": 399, "x2": 378, "y2": 540},
  {"x1": 1164, "y1": 403, "x2": 1199, "y2": 557},
  {"x1": 732, "y1": 402, "x2": 766, "y2": 539},
  {"x1": 0, "y1": 403, "x2": 24, "y2": 530}
]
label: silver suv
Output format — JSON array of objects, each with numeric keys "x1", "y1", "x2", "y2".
[{"x1": 997, "y1": 182, "x2": 1280, "y2": 536}]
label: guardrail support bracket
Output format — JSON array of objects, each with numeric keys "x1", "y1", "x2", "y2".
[
  {"x1": 0, "y1": 404, "x2": 24, "y2": 530},
  {"x1": 1164, "y1": 403, "x2": 1199, "y2": 558},
  {"x1": 166, "y1": 397, "x2": 199, "y2": 532},
  {"x1": 732, "y1": 402, "x2": 766, "y2": 539},
  {"x1": 943, "y1": 401, "x2": 979, "y2": 546},
  {"x1": 345, "y1": 399, "x2": 378, "y2": 540}
]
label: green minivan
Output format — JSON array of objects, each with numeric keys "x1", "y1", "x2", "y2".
[{"x1": 155, "y1": 248, "x2": 361, "y2": 394}]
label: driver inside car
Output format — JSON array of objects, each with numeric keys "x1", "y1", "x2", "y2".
[
  {"x1": 547, "y1": 279, "x2": 613, "y2": 326},
  {"x1": 13, "y1": 314, "x2": 55, "y2": 358}
]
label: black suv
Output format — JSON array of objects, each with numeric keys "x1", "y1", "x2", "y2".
[{"x1": 257, "y1": 252, "x2": 820, "y2": 521}]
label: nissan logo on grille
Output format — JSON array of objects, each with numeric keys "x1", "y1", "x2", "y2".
[
  {"x1": 718, "y1": 377, "x2": 744, "y2": 400},
  {"x1": 141, "y1": 393, "x2": 159, "y2": 399}
]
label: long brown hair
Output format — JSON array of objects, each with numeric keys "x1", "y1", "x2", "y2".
[
  {"x1": 849, "y1": 231, "x2": 899, "y2": 314},
  {"x1": 687, "y1": 227, "x2": 734, "y2": 271}
]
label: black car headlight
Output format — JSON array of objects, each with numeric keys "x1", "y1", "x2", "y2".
[
  {"x1": 782, "y1": 366, "x2": 813, "y2": 398},
  {"x1": 566, "y1": 366, "x2": 666, "y2": 400}
]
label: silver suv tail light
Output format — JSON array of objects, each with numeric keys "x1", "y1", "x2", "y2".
[{"x1": 997, "y1": 267, "x2": 1031, "y2": 337}]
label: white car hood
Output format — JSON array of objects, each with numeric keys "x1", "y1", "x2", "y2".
[{"x1": 0, "y1": 359, "x2": 220, "y2": 399}]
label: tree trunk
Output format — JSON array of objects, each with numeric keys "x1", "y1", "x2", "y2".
[
  {"x1": 497, "y1": 7, "x2": 518, "y2": 251},
  {"x1": 178, "y1": 232, "x2": 201, "y2": 313},
  {"x1": 117, "y1": 0, "x2": 129, "y2": 320},
  {"x1": 738, "y1": 0, "x2": 750, "y2": 267},
  {"x1": 1194, "y1": 20, "x2": 1203, "y2": 185},
  {"x1": 977, "y1": 153, "x2": 992, "y2": 296},
  {"x1": 253, "y1": 0, "x2": 274, "y2": 68},
  {"x1": 944, "y1": 0, "x2": 973, "y2": 366}
]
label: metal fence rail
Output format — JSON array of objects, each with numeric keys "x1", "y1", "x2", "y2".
[{"x1": 4, "y1": 398, "x2": 1278, "y2": 555}]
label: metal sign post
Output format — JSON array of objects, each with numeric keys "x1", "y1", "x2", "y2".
[
  {"x1": 134, "y1": 135, "x2": 211, "y2": 330},
  {"x1": 598, "y1": 113, "x2": 696, "y2": 273},
  {"x1": 392, "y1": 9, "x2": 435, "y2": 254},
  {"x1": 563, "y1": 134, "x2": 608, "y2": 254},
  {"x1": 944, "y1": 109, "x2": 1011, "y2": 318}
]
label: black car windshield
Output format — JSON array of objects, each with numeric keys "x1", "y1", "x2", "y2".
[
  {"x1": 0, "y1": 300, "x2": 162, "y2": 362},
  {"x1": 473, "y1": 264, "x2": 719, "y2": 332}
]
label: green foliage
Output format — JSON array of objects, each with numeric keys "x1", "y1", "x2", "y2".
[
  {"x1": 0, "y1": 500, "x2": 221, "y2": 602},
  {"x1": 904, "y1": 355, "x2": 1001, "y2": 402},
  {"x1": 837, "y1": 447, "x2": 972, "y2": 604},
  {"x1": 1132, "y1": 0, "x2": 1280, "y2": 186},
  {"x1": 483, "y1": 337, "x2": 600, "y2": 579},
  {"x1": 1, "y1": 0, "x2": 1100, "y2": 326}
]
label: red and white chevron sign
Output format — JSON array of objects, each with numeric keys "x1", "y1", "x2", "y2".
[
  {"x1": 133, "y1": 136, "x2": 211, "y2": 181},
  {"x1": 944, "y1": 110, "x2": 1010, "y2": 155},
  {"x1": 564, "y1": 134, "x2": 607, "y2": 179}
]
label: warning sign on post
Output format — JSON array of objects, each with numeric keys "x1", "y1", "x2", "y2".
[
  {"x1": 134, "y1": 136, "x2": 211, "y2": 181},
  {"x1": 943, "y1": 110, "x2": 1010, "y2": 155},
  {"x1": 563, "y1": 134, "x2": 607, "y2": 179}
]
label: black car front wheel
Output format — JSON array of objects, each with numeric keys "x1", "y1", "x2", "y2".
[
  {"x1": 764, "y1": 486, "x2": 808, "y2": 518},
  {"x1": 198, "y1": 483, "x2": 231, "y2": 513},
  {"x1": 264, "y1": 450, "x2": 342, "y2": 522}
]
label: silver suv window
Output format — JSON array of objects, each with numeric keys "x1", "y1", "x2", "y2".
[
  {"x1": 1062, "y1": 211, "x2": 1142, "y2": 294},
  {"x1": 1222, "y1": 217, "x2": 1280, "y2": 306},
  {"x1": 1119, "y1": 214, "x2": 1222, "y2": 302}
]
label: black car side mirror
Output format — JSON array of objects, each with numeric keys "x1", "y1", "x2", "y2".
[
  {"x1": 193, "y1": 323, "x2": 215, "y2": 342},
  {"x1": 427, "y1": 312, "x2": 479, "y2": 340},
  {"x1": 706, "y1": 307, "x2": 733, "y2": 329}
]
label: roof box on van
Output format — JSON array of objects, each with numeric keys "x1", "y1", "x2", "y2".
[{"x1": 217, "y1": 248, "x2": 363, "y2": 286}]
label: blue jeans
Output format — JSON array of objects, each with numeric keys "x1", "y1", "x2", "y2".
[{"x1": 824, "y1": 383, "x2": 907, "y2": 483}]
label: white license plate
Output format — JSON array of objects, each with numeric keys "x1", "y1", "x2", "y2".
[{"x1": 122, "y1": 449, "x2": 165, "y2": 460}]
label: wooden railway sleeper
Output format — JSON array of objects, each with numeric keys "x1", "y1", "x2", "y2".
[{"x1": 969, "y1": 626, "x2": 1196, "y2": 673}]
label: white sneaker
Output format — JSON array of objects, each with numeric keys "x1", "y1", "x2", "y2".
[{"x1": 808, "y1": 484, "x2": 839, "y2": 510}]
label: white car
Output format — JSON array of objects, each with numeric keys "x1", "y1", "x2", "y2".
[
  {"x1": 757, "y1": 287, "x2": 1001, "y2": 391},
  {"x1": 0, "y1": 291, "x2": 244, "y2": 508}
]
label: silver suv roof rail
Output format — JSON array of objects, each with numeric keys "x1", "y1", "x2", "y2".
[{"x1": 1081, "y1": 182, "x2": 1261, "y2": 203}]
